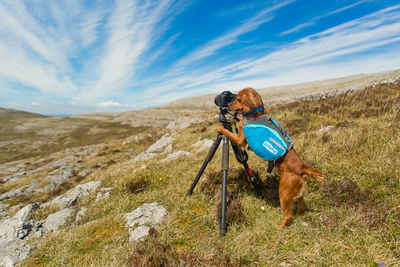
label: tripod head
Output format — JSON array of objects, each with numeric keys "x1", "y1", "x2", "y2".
[
  {"x1": 217, "y1": 107, "x2": 248, "y2": 164},
  {"x1": 218, "y1": 107, "x2": 232, "y2": 129}
]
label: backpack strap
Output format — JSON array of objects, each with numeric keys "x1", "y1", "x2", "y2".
[{"x1": 269, "y1": 116, "x2": 294, "y2": 149}]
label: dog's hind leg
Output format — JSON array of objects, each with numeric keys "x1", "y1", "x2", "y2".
[
  {"x1": 296, "y1": 197, "x2": 307, "y2": 215},
  {"x1": 277, "y1": 174, "x2": 306, "y2": 229},
  {"x1": 295, "y1": 180, "x2": 307, "y2": 215},
  {"x1": 277, "y1": 172, "x2": 302, "y2": 229}
]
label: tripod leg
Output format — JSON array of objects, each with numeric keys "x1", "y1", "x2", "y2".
[
  {"x1": 230, "y1": 142, "x2": 264, "y2": 199},
  {"x1": 186, "y1": 134, "x2": 222, "y2": 196},
  {"x1": 220, "y1": 137, "x2": 229, "y2": 236},
  {"x1": 243, "y1": 162, "x2": 263, "y2": 199}
]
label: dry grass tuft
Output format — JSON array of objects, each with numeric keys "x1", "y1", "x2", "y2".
[
  {"x1": 262, "y1": 174, "x2": 280, "y2": 206},
  {"x1": 199, "y1": 169, "x2": 247, "y2": 225},
  {"x1": 199, "y1": 168, "x2": 265, "y2": 198},
  {"x1": 215, "y1": 190, "x2": 245, "y2": 225},
  {"x1": 126, "y1": 239, "x2": 236, "y2": 267},
  {"x1": 321, "y1": 179, "x2": 387, "y2": 227},
  {"x1": 321, "y1": 178, "x2": 372, "y2": 207},
  {"x1": 125, "y1": 178, "x2": 150, "y2": 194}
]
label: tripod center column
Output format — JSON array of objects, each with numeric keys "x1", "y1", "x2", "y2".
[
  {"x1": 220, "y1": 136, "x2": 229, "y2": 236},
  {"x1": 222, "y1": 137, "x2": 229, "y2": 171}
]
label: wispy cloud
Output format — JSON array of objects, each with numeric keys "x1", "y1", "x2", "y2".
[
  {"x1": 280, "y1": 0, "x2": 369, "y2": 36},
  {"x1": 134, "y1": 4, "x2": 400, "y2": 105},
  {"x1": 280, "y1": 21, "x2": 315, "y2": 36},
  {"x1": 80, "y1": 0, "x2": 188, "y2": 100},
  {"x1": 173, "y1": 0, "x2": 295, "y2": 69},
  {"x1": 233, "y1": 5, "x2": 400, "y2": 79}
]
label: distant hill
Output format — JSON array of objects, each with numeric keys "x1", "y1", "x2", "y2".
[
  {"x1": 163, "y1": 69, "x2": 400, "y2": 109},
  {"x1": 0, "y1": 107, "x2": 46, "y2": 120}
]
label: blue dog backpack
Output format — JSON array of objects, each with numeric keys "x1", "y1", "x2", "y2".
[{"x1": 243, "y1": 114, "x2": 293, "y2": 161}]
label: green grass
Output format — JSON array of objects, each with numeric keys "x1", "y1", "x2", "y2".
[{"x1": 17, "y1": 82, "x2": 400, "y2": 266}]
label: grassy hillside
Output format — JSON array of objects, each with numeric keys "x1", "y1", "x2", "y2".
[
  {"x1": 0, "y1": 107, "x2": 46, "y2": 120},
  {"x1": 21, "y1": 81, "x2": 400, "y2": 266}
]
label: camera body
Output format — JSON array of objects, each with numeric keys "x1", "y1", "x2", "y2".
[{"x1": 214, "y1": 91, "x2": 236, "y2": 108}]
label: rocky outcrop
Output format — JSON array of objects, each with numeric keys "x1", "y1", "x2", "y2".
[
  {"x1": 0, "y1": 203, "x2": 40, "y2": 267},
  {"x1": 192, "y1": 138, "x2": 213, "y2": 152},
  {"x1": 161, "y1": 151, "x2": 192, "y2": 162},
  {"x1": 0, "y1": 179, "x2": 104, "y2": 266},
  {"x1": 126, "y1": 202, "x2": 168, "y2": 242},
  {"x1": 146, "y1": 134, "x2": 174, "y2": 153},
  {"x1": 42, "y1": 181, "x2": 102, "y2": 208},
  {"x1": 166, "y1": 117, "x2": 204, "y2": 130},
  {"x1": 132, "y1": 133, "x2": 175, "y2": 162}
]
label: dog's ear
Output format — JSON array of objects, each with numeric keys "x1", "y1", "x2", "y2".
[
  {"x1": 241, "y1": 93, "x2": 252, "y2": 113},
  {"x1": 245, "y1": 88, "x2": 264, "y2": 111}
]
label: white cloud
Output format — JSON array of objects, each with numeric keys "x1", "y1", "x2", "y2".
[{"x1": 97, "y1": 101, "x2": 137, "y2": 108}]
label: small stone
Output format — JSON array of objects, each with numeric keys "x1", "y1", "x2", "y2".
[
  {"x1": 100, "y1": 187, "x2": 113, "y2": 192},
  {"x1": 43, "y1": 208, "x2": 73, "y2": 232},
  {"x1": 300, "y1": 221, "x2": 309, "y2": 227},
  {"x1": 75, "y1": 207, "x2": 88, "y2": 223},
  {"x1": 164, "y1": 144, "x2": 172, "y2": 153},
  {"x1": 96, "y1": 191, "x2": 110, "y2": 202},
  {"x1": 319, "y1": 125, "x2": 335, "y2": 133},
  {"x1": 129, "y1": 225, "x2": 150, "y2": 242},
  {"x1": 77, "y1": 168, "x2": 94, "y2": 177}
]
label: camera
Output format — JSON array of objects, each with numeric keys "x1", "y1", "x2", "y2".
[{"x1": 214, "y1": 91, "x2": 236, "y2": 108}]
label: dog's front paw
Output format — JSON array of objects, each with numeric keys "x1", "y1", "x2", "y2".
[{"x1": 217, "y1": 125, "x2": 225, "y2": 134}]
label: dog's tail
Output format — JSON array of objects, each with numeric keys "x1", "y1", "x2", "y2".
[{"x1": 302, "y1": 165, "x2": 324, "y2": 180}]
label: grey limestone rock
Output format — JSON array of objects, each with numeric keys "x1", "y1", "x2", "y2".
[
  {"x1": 77, "y1": 168, "x2": 94, "y2": 177},
  {"x1": 95, "y1": 187, "x2": 112, "y2": 202},
  {"x1": 126, "y1": 202, "x2": 168, "y2": 242},
  {"x1": 42, "y1": 181, "x2": 101, "y2": 208},
  {"x1": 0, "y1": 203, "x2": 39, "y2": 267},
  {"x1": 42, "y1": 208, "x2": 73, "y2": 232},
  {"x1": 75, "y1": 207, "x2": 88, "y2": 223},
  {"x1": 146, "y1": 134, "x2": 174, "y2": 153},
  {"x1": 192, "y1": 138, "x2": 213, "y2": 152},
  {"x1": 161, "y1": 150, "x2": 192, "y2": 162}
]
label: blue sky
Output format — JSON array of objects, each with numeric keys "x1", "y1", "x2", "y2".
[{"x1": 1, "y1": 0, "x2": 400, "y2": 115}]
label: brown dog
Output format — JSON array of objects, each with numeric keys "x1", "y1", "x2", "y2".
[{"x1": 217, "y1": 87, "x2": 324, "y2": 229}]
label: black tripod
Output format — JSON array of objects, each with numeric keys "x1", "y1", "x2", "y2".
[{"x1": 186, "y1": 108, "x2": 263, "y2": 236}]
